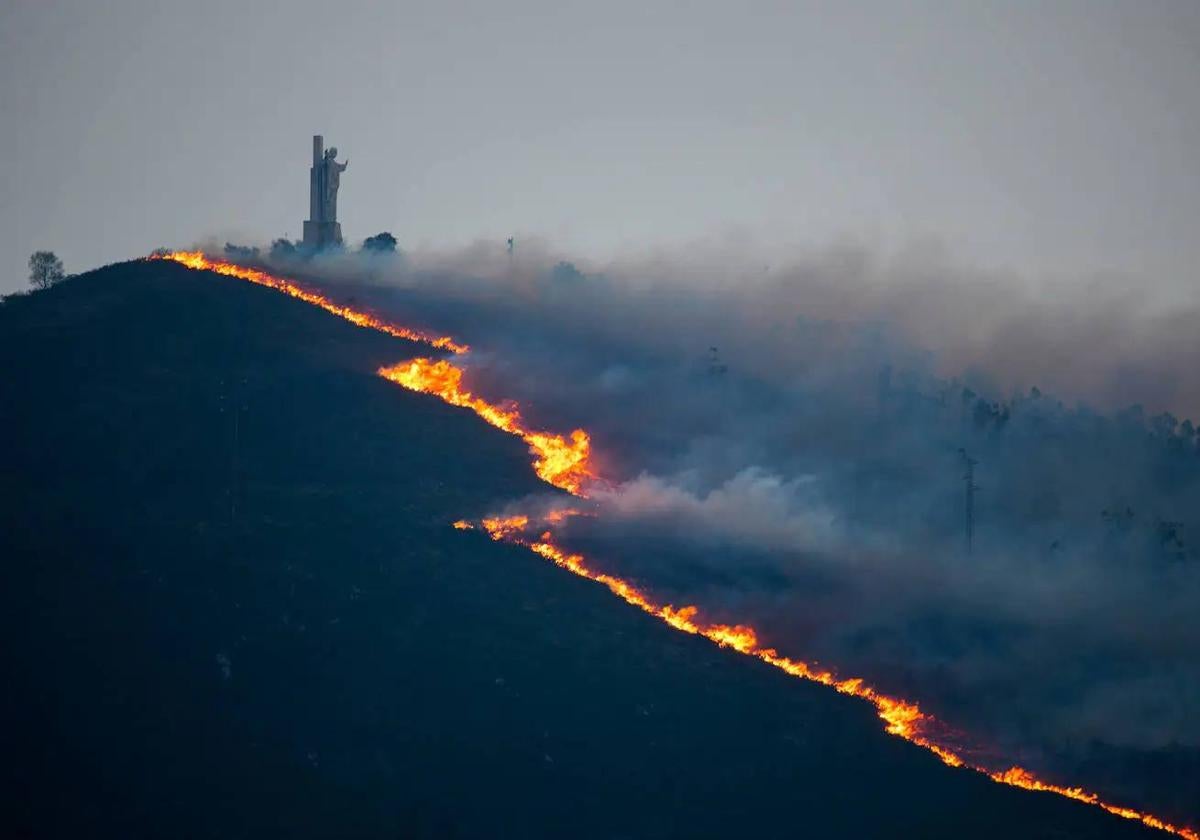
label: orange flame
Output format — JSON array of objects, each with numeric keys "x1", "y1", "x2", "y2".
[
  {"x1": 154, "y1": 251, "x2": 468, "y2": 353},
  {"x1": 164, "y1": 248, "x2": 1197, "y2": 839},
  {"x1": 473, "y1": 517, "x2": 1198, "y2": 840},
  {"x1": 379, "y1": 358, "x2": 593, "y2": 495}
]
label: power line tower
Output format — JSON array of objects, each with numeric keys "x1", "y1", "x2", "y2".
[
  {"x1": 707, "y1": 346, "x2": 728, "y2": 377},
  {"x1": 957, "y1": 448, "x2": 979, "y2": 556}
]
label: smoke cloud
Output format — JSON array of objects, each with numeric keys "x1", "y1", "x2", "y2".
[{"x1": 251, "y1": 234, "x2": 1200, "y2": 822}]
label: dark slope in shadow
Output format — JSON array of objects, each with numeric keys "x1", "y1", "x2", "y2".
[{"x1": 0, "y1": 260, "x2": 1161, "y2": 838}]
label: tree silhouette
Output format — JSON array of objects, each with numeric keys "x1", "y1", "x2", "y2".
[
  {"x1": 362, "y1": 232, "x2": 398, "y2": 253},
  {"x1": 28, "y1": 251, "x2": 65, "y2": 290},
  {"x1": 270, "y1": 238, "x2": 298, "y2": 259}
]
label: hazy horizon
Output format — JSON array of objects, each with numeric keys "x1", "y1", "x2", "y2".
[{"x1": 3, "y1": 1, "x2": 1199, "y2": 301}]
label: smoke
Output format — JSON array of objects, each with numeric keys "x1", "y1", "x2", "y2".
[
  {"x1": 594, "y1": 469, "x2": 841, "y2": 554},
  {"x1": 300, "y1": 234, "x2": 1200, "y2": 416},
  {"x1": 257, "y1": 234, "x2": 1200, "y2": 820}
]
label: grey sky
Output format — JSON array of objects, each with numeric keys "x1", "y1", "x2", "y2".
[{"x1": 2, "y1": 1, "x2": 1198, "y2": 295}]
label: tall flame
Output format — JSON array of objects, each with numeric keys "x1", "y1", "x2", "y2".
[
  {"x1": 161, "y1": 249, "x2": 1197, "y2": 839},
  {"x1": 378, "y1": 358, "x2": 593, "y2": 495}
]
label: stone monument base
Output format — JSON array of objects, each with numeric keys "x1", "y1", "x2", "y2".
[{"x1": 303, "y1": 220, "x2": 343, "y2": 249}]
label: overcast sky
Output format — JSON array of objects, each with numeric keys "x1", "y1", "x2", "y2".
[{"x1": 2, "y1": 1, "x2": 1198, "y2": 295}]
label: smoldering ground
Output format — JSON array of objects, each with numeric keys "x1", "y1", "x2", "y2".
[{"x1": 258, "y1": 237, "x2": 1200, "y2": 822}]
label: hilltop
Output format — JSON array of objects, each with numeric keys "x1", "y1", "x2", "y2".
[{"x1": 0, "y1": 259, "x2": 1162, "y2": 838}]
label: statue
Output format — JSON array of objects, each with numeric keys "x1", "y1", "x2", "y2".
[
  {"x1": 322, "y1": 147, "x2": 348, "y2": 222},
  {"x1": 303, "y1": 135, "x2": 348, "y2": 248}
]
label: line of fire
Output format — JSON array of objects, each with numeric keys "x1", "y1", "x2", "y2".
[{"x1": 150, "y1": 240, "x2": 1199, "y2": 840}]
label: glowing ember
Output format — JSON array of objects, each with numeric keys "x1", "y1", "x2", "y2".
[
  {"x1": 379, "y1": 358, "x2": 593, "y2": 495},
  {"x1": 162, "y1": 249, "x2": 1197, "y2": 839},
  {"x1": 155, "y1": 251, "x2": 467, "y2": 353}
]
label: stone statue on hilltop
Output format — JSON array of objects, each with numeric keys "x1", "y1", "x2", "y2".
[
  {"x1": 303, "y1": 135, "x2": 348, "y2": 249},
  {"x1": 322, "y1": 147, "x2": 348, "y2": 221}
]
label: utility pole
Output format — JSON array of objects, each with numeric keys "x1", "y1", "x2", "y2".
[{"x1": 958, "y1": 448, "x2": 979, "y2": 556}]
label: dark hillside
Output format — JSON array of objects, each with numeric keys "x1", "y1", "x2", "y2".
[{"x1": 0, "y1": 261, "x2": 1162, "y2": 838}]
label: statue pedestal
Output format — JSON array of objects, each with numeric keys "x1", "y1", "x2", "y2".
[{"x1": 302, "y1": 220, "x2": 343, "y2": 249}]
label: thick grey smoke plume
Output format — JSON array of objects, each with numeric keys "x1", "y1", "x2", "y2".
[{"x1": 256, "y1": 237, "x2": 1199, "y2": 822}]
